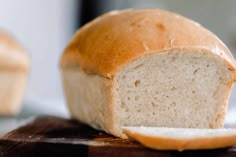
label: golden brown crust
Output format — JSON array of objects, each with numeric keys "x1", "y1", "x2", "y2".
[
  {"x1": 61, "y1": 9, "x2": 236, "y2": 78},
  {"x1": 123, "y1": 128, "x2": 236, "y2": 150},
  {"x1": 0, "y1": 31, "x2": 29, "y2": 71}
]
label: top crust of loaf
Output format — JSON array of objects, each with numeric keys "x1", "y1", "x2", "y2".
[
  {"x1": 0, "y1": 31, "x2": 29, "y2": 71},
  {"x1": 61, "y1": 9, "x2": 236, "y2": 78}
]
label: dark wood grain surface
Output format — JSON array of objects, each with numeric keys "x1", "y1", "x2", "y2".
[{"x1": 0, "y1": 116, "x2": 236, "y2": 157}]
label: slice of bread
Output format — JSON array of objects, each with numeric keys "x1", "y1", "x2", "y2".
[{"x1": 123, "y1": 127, "x2": 236, "y2": 150}]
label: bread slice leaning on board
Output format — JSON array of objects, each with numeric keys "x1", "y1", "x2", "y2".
[
  {"x1": 60, "y1": 8, "x2": 236, "y2": 148},
  {"x1": 0, "y1": 31, "x2": 29, "y2": 115},
  {"x1": 123, "y1": 127, "x2": 236, "y2": 150}
]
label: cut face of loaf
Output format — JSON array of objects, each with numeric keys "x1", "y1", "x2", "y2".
[{"x1": 62, "y1": 50, "x2": 235, "y2": 138}]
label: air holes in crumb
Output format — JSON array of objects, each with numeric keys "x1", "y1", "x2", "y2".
[
  {"x1": 127, "y1": 97, "x2": 130, "y2": 100},
  {"x1": 135, "y1": 96, "x2": 140, "y2": 101},
  {"x1": 121, "y1": 102, "x2": 126, "y2": 108},
  {"x1": 122, "y1": 75, "x2": 126, "y2": 79},
  {"x1": 134, "y1": 80, "x2": 141, "y2": 87},
  {"x1": 151, "y1": 102, "x2": 156, "y2": 107},
  {"x1": 152, "y1": 112, "x2": 155, "y2": 115},
  {"x1": 171, "y1": 56, "x2": 177, "y2": 61},
  {"x1": 192, "y1": 90, "x2": 195, "y2": 94},
  {"x1": 206, "y1": 65, "x2": 210, "y2": 67},
  {"x1": 171, "y1": 102, "x2": 176, "y2": 106},
  {"x1": 137, "y1": 109, "x2": 141, "y2": 112},
  {"x1": 134, "y1": 64, "x2": 143, "y2": 70},
  {"x1": 193, "y1": 68, "x2": 200, "y2": 75}
]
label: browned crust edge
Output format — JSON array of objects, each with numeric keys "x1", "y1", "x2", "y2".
[{"x1": 123, "y1": 128, "x2": 236, "y2": 151}]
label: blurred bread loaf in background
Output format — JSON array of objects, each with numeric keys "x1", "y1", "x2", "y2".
[{"x1": 0, "y1": 31, "x2": 29, "y2": 115}]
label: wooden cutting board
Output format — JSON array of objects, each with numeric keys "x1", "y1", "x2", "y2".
[{"x1": 0, "y1": 116, "x2": 236, "y2": 157}]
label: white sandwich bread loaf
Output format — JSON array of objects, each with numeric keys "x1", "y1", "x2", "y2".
[
  {"x1": 0, "y1": 31, "x2": 29, "y2": 115},
  {"x1": 60, "y1": 8, "x2": 236, "y2": 142}
]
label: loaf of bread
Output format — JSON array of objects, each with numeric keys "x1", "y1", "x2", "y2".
[
  {"x1": 60, "y1": 9, "x2": 236, "y2": 138},
  {"x1": 0, "y1": 31, "x2": 29, "y2": 115}
]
